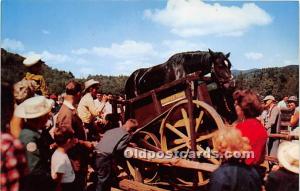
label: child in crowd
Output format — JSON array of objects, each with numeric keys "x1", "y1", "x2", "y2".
[
  {"x1": 51, "y1": 127, "x2": 77, "y2": 191},
  {"x1": 209, "y1": 126, "x2": 262, "y2": 191}
]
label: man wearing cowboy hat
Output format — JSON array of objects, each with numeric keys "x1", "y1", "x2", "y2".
[
  {"x1": 23, "y1": 55, "x2": 48, "y2": 96},
  {"x1": 262, "y1": 95, "x2": 281, "y2": 156},
  {"x1": 77, "y1": 79, "x2": 107, "y2": 141},
  {"x1": 265, "y1": 141, "x2": 299, "y2": 191},
  {"x1": 16, "y1": 96, "x2": 55, "y2": 191}
]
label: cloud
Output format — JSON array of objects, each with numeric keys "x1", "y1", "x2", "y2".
[
  {"x1": 42, "y1": 30, "x2": 50, "y2": 35},
  {"x1": 2, "y1": 38, "x2": 25, "y2": 51},
  {"x1": 26, "y1": 51, "x2": 71, "y2": 65},
  {"x1": 70, "y1": 40, "x2": 158, "y2": 76},
  {"x1": 70, "y1": 39, "x2": 209, "y2": 76},
  {"x1": 72, "y1": 40, "x2": 157, "y2": 60},
  {"x1": 93, "y1": 41, "x2": 155, "y2": 59},
  {"x1": 144, "y1": 0, "x2": 272, "y2": 37},
  {"x1": 245, "y1": 52, "x2": 264, "y2": 60},
  {"x1": 71, "y1": 48, "x2": 89, "y2": 55}
]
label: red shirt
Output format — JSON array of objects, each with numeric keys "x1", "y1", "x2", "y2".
[
  {"x1": 236, "y1": 118, "x2": 268, "y2": 165},
  {"x1": 1, "y1": 133, "x2": 28, "y2": 191}
]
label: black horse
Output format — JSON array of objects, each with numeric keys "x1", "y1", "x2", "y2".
[
  {"x1": 124, "y1": 49, "x2": 237, "y2": 123},
  {"x1": 125, "y1": 49, "x2": 233, "y2": 98}
]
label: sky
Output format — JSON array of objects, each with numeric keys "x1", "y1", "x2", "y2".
[{"x1": 2, "y1": 0, "x2": 299, "y2": 78}]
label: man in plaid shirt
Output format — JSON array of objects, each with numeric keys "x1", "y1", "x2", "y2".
[
  {"x1": 1, "y1": 133, "x2": 28, "y2": 191},
  {"x1": 1, "y1": 82, "x2": 28, "y2": 191}
]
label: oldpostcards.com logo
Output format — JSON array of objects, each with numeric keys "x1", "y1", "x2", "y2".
[{"x1": 124, "y1": 147, "x2": 254, "y2": 160}]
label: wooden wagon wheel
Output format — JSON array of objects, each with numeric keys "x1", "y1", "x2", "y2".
[
  {"x1": 160, "y1": 99, "x2": 225, "y2": 187},
  {"x1": 127, "y1": 131, "x2": 161, "y2": 183}
]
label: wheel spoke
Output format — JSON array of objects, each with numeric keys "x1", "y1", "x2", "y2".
[
  {"x1": 172, "y1": 138, "x2": 186, "y2": 145},
  {"x1": 181, "y1": 108, "x2": 191, "y2": 139},
  {"x1": 195, "y1": 132, "x2": 215, "y2": 143},
  {"x1": 173, "y1": 119, "x2": 185, "y2": 128},
  {"x1": 166, "y1": 123, "x2": 189, "y2": 141},
  {"x1": 196, "y1": 145, "x2": 220, "y2": 165},
  {"x1": 195, "y1": 111, "x2": 204, "y2": 132},
  {"x1": 198, "y1": 171, "x2": 204, "y2": 183},
  {"x1": 169, "y1": 143, "x2": 188, "y2": 152}
]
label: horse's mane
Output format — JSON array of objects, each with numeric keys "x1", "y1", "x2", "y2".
[{"x1": 167, "y1": 51, "x2": 211, "y2": 64}]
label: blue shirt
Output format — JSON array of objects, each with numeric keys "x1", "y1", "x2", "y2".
[
  {"x1": 209, "y1": 161, "x2": 262, "y2": 191},
  {"x1": 94, "y1": 127, "x2": 130, "y2": 156}
]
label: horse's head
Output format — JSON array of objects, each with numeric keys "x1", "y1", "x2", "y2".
[{"x1": 209, "y1": 49, "x2": 235, "y2": 89}]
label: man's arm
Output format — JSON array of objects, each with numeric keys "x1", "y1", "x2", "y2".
[
  {"x1": 290, "y1": 110, "x2": 299, "y2": 127},
  {"x1": 53, "y1": 173, "x2": 63, "y2": 191},
  {"x1": 86, "y1": 95, "x2": 105, "y2": 116}
]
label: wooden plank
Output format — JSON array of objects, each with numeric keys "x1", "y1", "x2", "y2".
[
  {"x1": 125, "y1": 147, "x2": 218, "y2": 172},
  {"x1": 119, "y1": 179, "x2": 170, "y2": 191},
  {"x1": 160, "y1": 91, "x2": 186, "y2": 106},
  {"x1": 129, "y1": 71, "x2": 203, "y2": 103},
  {"x1": 269, "y1": 133, "x2": 299, "y2": 140},
  {"x1": 111, "y1": 187, "x2": 124, "y2": 191}
]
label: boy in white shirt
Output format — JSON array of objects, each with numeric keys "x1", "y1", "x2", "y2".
[{"x1": 51, "y1": 127, "x2": 77, "y2": 191}]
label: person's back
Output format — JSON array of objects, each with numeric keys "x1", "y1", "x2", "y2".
[
  {"x1": 265, "y1": 168, "x2": 298, "y2": 191},
  {"x1": 210, "y1": 161, "x2": 261, "y2": 191},
  {"x1": 94, "y1": 126, "x2": 130, "y2": 156},
  {"x1": 93, "y1": 119, "x2": 138, "y2": 191}
]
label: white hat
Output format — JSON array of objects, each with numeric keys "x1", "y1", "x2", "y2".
[
  {"x1": 83, "y1": 79, "x2": 100, "y2": 93},
  {"x1": 263, "y1": 95, "x2": 275, "y2": 101},
  {"x1": 14, "y1": 96, "x2": 54, "y2": 119},
  {"x1": 277, "y1": 141, "x2": 299, "y2": 174},
  {"x1": 23, "y1": 55, "x2": 42, "y2": 67},
  {"x1": 288, "y1": 96, "x2": 298, "y2": 102}
]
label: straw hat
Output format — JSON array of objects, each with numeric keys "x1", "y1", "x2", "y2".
[
  {"x1": 14, "y1": 96, "x2": 54, "y2": 119},
  {"x1": 277, "y1": 141, "x2": 299, "y2": 174},
  {"x1": 83, "y1": 79, "x2": 100, "y2": 93},
  {"x1": 263, "y1": 95, "x2": 275, "y2": 101},
  {"x1": 23, "y1": 55, "x2": 42, "y2": 67}
]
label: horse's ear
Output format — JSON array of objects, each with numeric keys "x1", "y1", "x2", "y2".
[
  {"x1": 226, "y1": 52, "x2": 230, "y2": 58},
  {"x1": 208, "y1": 49, "x2": 215, "y2": 56}
]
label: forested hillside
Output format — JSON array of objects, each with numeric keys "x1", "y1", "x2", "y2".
[
  {"x1": 1, "y1": 48, "x2": 127, "y2": 94},
  {"x1": 235, "y1": 65, "x2": 299, "y2": 99},
  {"x1": 1, "y1": 49, "x2": 298, "y2": 98}
]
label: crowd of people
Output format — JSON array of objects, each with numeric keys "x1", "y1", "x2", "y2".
[
  {"x1": 1, "y1": 55, "x2": 299, "y2": 191},
  {"x1": 209, "y1": 89, "x2": 299, "y2": 191}
]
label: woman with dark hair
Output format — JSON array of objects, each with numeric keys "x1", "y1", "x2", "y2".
[{"x1": 233, "y1": 89, "x2": 268, "y2": 166}]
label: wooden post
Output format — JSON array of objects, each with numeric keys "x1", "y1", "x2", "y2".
[
  {"x1": 185, "y1": 81, "x2": 198, "y2": 188},
  {"x1": 151, "y1": 90, "x2": 162, "y2": 114},
  {"x1": 197, "y1": 82, "x2": 212, "y2": 105}
]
